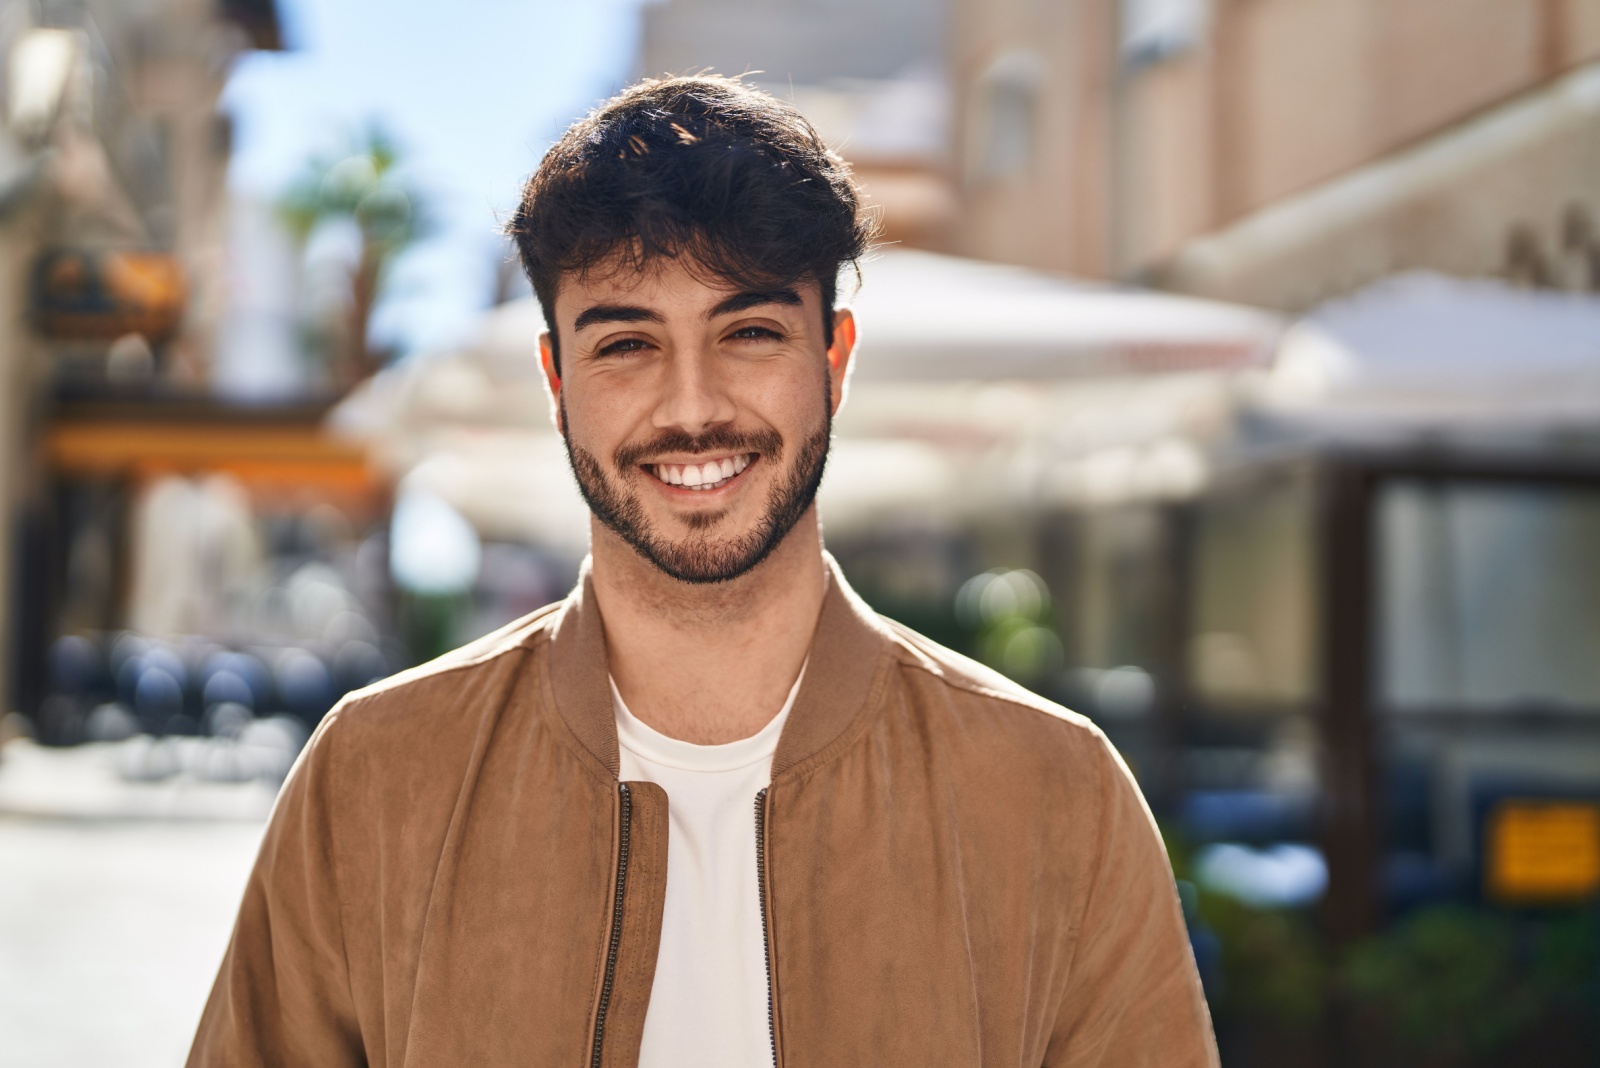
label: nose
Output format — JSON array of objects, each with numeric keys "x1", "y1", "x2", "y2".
[{"x1": 651, "y1": 346, "x2": 736, "y2": 437}]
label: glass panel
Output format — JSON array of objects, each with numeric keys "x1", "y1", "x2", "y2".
[
  {"x1": 1067, "y1": 505, "x2": 1165, "y2": 672},
  {"x1": 1188, "y1": 479, "x2": 1319, "y2": 708},
  {"x1": 1377, "y1": 480, "x2": 1600, "y2": 712}
]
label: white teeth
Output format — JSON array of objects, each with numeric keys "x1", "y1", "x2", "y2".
[{"x1": 651, "y1": 455, "x2": 753, "y2": 489}]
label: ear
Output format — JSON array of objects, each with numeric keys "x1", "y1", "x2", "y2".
[
  {"x1": 538, "y1": 332, "x2": 564, "y2": 435},
  {"x1": 826, "y1": 307, "x2": 857, "y2": 416}
]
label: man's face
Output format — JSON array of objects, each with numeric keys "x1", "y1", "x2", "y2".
[{"x1": 541, "y1": 257, "x2": 855, "y2": 583}]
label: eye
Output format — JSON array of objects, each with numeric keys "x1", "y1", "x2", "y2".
[
  {"x1": 727, "y1": 325, "x2": 784, "y2": 343},
  {"x1": 597, "y1": 336, "x2": 651, "y2": 357}
]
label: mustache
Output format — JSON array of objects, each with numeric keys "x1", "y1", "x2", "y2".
[{"x1": 614, "y1": 425, "x2": 784, "y2": 470}]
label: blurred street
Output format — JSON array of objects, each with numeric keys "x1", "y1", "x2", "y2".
[
  {"x1": 2, "y1": 0, "x2": 1599, "y2": 1062},
  {"x1": 0, "y1": 742, "x2": 267, "y2": 1068}
]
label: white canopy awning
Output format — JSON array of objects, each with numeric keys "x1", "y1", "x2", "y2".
[
  {"x1": 845, "y1": 249, "x2": 1282, "y2": 382},
  {"x1": 1257, "y1": 272, "x2": 1600, "y2": 444}
]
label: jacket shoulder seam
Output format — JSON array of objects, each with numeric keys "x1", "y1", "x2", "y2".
[
  {"x1": 889, "y1": 646, "x2": 1098, "y2": 734},
  {"x1": 340, "y1": 615, "x2": 556, "y2": 710}
]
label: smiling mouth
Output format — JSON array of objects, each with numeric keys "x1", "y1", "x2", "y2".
[{"x1": 645, "y1": 453, "x2": 755, "y2": 491}]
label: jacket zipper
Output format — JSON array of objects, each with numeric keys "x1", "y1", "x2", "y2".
[
  {"x1": 755, "y1": 787, "x2": 777, "y2": 1067},
  {"x1": 590, "y1": 783, "x2": 632, "y2": 1068}
]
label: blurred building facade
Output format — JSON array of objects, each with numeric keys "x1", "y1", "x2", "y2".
[
  {"x1": 2, "y1": 0, "x2": 281, "y2": 379},
  {"x1": 637, "y1": 0, "x2": 960, "y2": 246},
  {"x1": 0, "y1": 1, "x2": 405, "y2": 760},
  {"x1": 948, "y1": 0, "x2": 1600, "y2": 308},
  {"x1": 0, "y1": 0, "x2": 285, "y2": 727},
  {"x1": 638, "y1": 0, "x2": 943, "y2": 84}
]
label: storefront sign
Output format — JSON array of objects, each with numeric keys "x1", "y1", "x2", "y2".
[
  {"x1": 32, "y1": 247, "x2": 185, "y2": 342},
  {"x1": 1486, "y1": 800, "x2": 1600, "y2": 903}
]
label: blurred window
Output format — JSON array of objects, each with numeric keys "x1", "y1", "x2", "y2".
[
  {"x1": 1377, "y1": 480, "x2": 1600, "y2": 712},
  {"x1": 969, "y1": 52, "x2": 1043, "y2": 183},
  {"x1": 1188, "y1": 478, "x2": 1319, "y2": 709},
  {"x1": 1120, "y1": 0, "x2": 1210, "y2": 68}
]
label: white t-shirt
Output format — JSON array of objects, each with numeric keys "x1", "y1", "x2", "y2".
[{"x1": 611, "y1": 670, "x2": 802, "y2": 1068}]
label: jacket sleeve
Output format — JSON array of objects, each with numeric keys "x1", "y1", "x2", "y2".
[
  {"x1": 187, "y1": 709, "x2": 366, "y2": 1067},
  {"x1": 1043, "y1": 734, "x2": 1219, "y2": 1067}
]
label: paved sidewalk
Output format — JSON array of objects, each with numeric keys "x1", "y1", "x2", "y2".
[{"x1": 0, "y1": 740, "x2": 273, "y2": 1068}]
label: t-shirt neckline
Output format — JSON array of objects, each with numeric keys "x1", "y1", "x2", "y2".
[{"x1": 611, "y1": 663, "x2": 806, "y2": 774}]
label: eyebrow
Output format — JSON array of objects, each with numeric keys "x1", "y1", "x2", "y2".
[
  {"x1": 708, "y1": 288, "x2": 803, "y2": 318},
  {"x1": 572, "y1": 304, "x2": 665, "y2": 332}
]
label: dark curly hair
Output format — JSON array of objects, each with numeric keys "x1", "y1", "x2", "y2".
[{"x1": 507, "y1": 75, "x2": 876, "y2": 372}]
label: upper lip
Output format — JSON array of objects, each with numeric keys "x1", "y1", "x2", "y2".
[{"x1": 640, "y1": 451, "x2": 752, "y2": 466}]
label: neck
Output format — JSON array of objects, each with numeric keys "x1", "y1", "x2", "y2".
[{"x1": 589, "y1": 509, "x2": 828, "y2": 744}]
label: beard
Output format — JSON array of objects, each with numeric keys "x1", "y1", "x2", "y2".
[{"x1": 564, "y1": 399, "x2": 831, "y2": 584}]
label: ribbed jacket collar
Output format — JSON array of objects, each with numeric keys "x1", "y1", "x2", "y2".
[{"x1": 546, "y1": 552, "x2": 893, "y2": 780}]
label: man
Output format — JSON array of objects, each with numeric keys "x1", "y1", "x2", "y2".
[{"x1": 190, "y1": 76, "x2": 1217, "y2": 1067}]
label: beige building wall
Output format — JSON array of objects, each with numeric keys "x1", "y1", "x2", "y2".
[
  {"x1": 1127, "y1": 45, "x2": 1214, "y2": 265},
  {"x1": 1158, "y1": 62, "x2": 1600, "y2": 309},
  {"x1": 1211, "y1": 0, "x2": 1571, "y2": 219},
  {"x1": 950, "y1": 0, "x2": 1117, "y2": 276},
  {"x1": 950, "y1": 0, "x2": 1600, "y2": 296}
]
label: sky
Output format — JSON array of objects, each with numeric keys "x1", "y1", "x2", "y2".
[{"x1": 222, "y1": 0, "x2": 653, "y2": 356}]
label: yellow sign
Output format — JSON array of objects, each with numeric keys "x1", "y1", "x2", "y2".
[{"x1": 1486, "y1": 801, "x2": 1600, "y2": 903}]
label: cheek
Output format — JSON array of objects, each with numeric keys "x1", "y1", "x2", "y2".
[
  {"x1": 744, "y1": 363, "x2": 830, "y2": 429},
  {"x1": 564, "y1": 383, "x2": 647, "y2": 447}
]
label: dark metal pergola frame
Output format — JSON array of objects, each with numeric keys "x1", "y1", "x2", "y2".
[{"x1": 1156, "y1": 445, "x2": 1600, "y2": 945}]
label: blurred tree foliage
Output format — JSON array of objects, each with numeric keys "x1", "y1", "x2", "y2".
[
  {"x1": 400, "y1": 589, "x2": 472, "y2": 666},
  {"x1": 280, "y1": 125, "x2": 427, "y2": 386},
  {"x1": 1341, "y1": 905, "x2": 1599, "y2": 1063},
  {"x1": 1164, "y1": 827, "x2": 1600, "y2": 1065},
  {"x1": 1341, "y1": 906, "x2": 1535, "y2": 1058},
  {"x1": 954, "y1": 568, "x2": 1065, "y2": 684},
  {"x1": 1204, "y1": 894, "x2": 1329, "y2": 1031}
]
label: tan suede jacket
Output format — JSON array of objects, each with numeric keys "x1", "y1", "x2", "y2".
[{"x1": 189, "y1": 558, "x2": 1218, "y2": 1067}]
